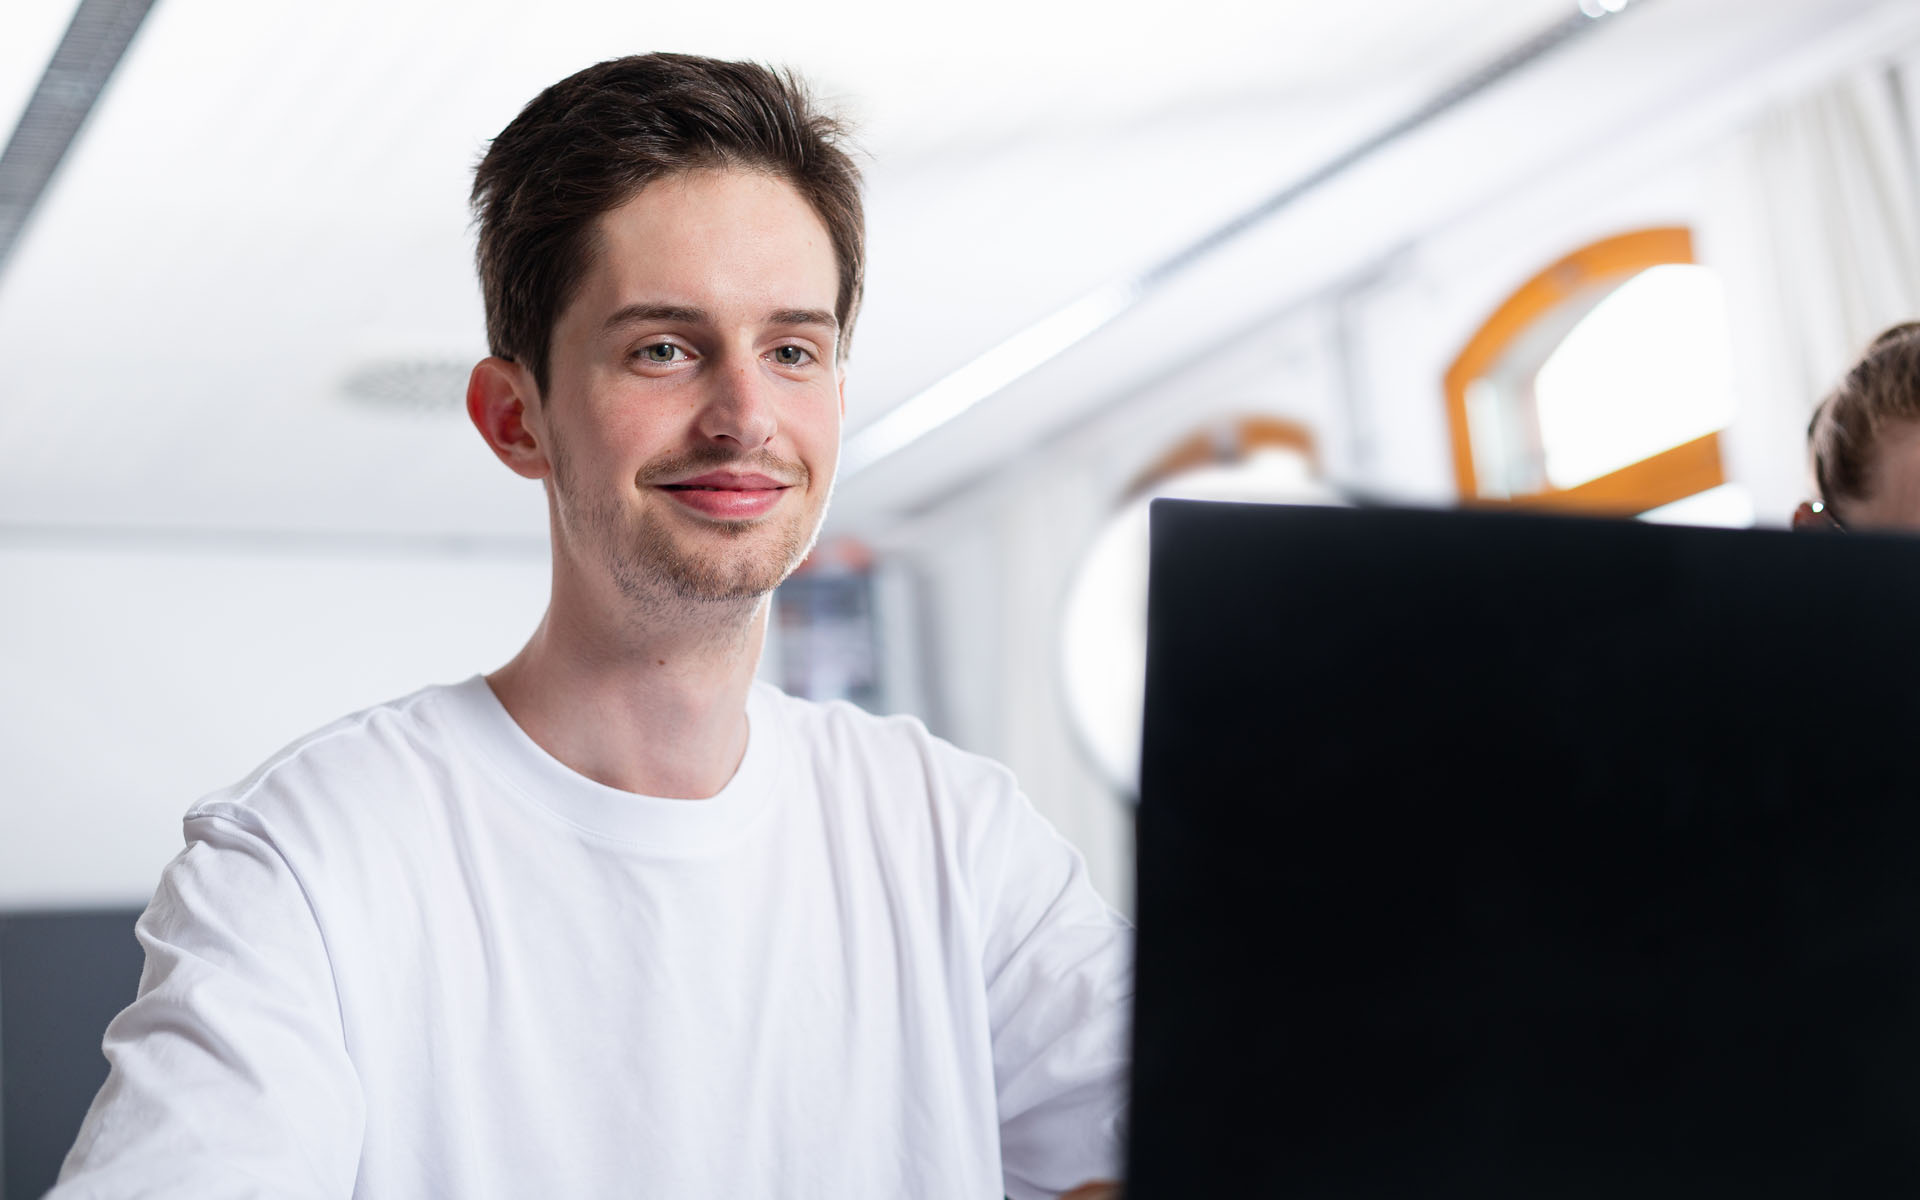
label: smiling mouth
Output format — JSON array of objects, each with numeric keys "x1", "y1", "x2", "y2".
[{"x1": 653, "y1": 476, "x2": 794, "y2": 521}]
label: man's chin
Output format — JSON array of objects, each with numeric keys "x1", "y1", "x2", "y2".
[
  {"x1": 628, "y1": 540, "x2": 807, "y2": 606},
  {"x1": 663, "y1": 570, "x2": 786, "y2": 605},
  {"x1": 598, "y1": 504, "x2": 824, "y2": 608}
]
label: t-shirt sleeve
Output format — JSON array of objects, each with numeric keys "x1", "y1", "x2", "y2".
[
  {"x1": 970, "y1": 770, "x2": 1134, "y2": 1200},
  {"x1": 50, "y1": 810, "x2": 365, "y2": 1198}
]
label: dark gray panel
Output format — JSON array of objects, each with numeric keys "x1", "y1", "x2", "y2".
[{"x1": 1, "y1": 909, "x2": 144, "y2": 1200}]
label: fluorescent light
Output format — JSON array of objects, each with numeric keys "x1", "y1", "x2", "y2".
[
  {"x1": 839, "y1": 280, "x2": 1140, "y2": 477},
  {"x1": 0, "y1": 0, "x2": 159, "y2": 280}
]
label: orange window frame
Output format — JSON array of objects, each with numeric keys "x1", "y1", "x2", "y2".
[{"x1": 1444, "y1": 227, "x2": 1725, "y2": 516}]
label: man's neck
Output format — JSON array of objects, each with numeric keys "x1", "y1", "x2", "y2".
[{"x1": 484, "y1": 587, "x2": 768, "y2": 800}]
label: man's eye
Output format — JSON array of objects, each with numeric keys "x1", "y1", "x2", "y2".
[
  {"x1": 637, "y1": 343, "x2": 684, "y2": 364},
  {"x1": 771, "y1": 345, "x2": 811, "y2": 367}
]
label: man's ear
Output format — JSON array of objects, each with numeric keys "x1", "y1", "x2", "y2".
[
  {"x1": 837, "y1": 363, "x2": 847, "y2": 419},
  {"x1": 467, "y1": 357, "x2": 550, "y2": 480}
]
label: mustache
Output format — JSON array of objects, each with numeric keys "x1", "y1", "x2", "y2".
[{"x1": 633, "y1": 447, "x2": 810, "y2": 488}]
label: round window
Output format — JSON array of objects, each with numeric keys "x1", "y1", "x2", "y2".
[{"x1": 1060, "y1": 430, "x2": 1337, "y2": 795}]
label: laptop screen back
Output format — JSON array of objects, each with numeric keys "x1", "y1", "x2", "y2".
[{"x1": 1128, "y1": 500, "x2": 1920, "y2": 1197}]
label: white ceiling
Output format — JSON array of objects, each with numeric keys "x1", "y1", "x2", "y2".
[{"x1": 0, "y1": 0, "x2": 1888, "y2": 546}]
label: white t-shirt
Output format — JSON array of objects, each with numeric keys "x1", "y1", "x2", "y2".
[{"x1": 53, "y1": 678, "x2": 1132, "y2": 1199}]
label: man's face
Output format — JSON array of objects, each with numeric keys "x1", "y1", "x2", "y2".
[{"x1": 534, "y1": 168, "x2": 844, "y2": 608}]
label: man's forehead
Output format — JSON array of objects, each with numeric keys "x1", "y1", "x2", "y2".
[
  {"x1": 595, "y1": 169, "x2": 831, "y2": 257},
  {"x1": 574, "y1": 168, "x2": 838, "y2": 315}
]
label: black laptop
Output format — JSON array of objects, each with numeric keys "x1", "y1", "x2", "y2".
[{"x1": 1128, "y1": 500, "x2": 1920, "y2": 1197}]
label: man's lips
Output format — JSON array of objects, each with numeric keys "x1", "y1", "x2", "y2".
[
  {"x1": 658, "y1": 471, "x2": 792, "y2": 491},
  {"x1": 653, "y1": 471, "x2": 792, "y2": 519}
]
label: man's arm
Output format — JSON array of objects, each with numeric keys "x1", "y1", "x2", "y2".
[
  {"x1": 968, "y1": 771, "x2": 1134, "y2": 1200},
  {"x1": 51, "y1": 811, "x2": 364, "y2": 1198}
]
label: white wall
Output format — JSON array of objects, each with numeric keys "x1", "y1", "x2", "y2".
[{"x1": 0, "y1": 539, "x2": 549, "y2": 908}]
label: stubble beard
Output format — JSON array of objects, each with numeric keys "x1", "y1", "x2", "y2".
[{"x1": 552, "y1": 440, "x2": 827, "y2": 614}]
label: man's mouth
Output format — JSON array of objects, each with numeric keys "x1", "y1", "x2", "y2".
[{"x1": 653, "y1": 471, "x2": 793, "y2": 519}]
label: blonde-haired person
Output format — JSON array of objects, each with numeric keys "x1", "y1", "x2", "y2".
[{"x1": 1794, "y1": 322, "x2": 1920, "y2": 531}]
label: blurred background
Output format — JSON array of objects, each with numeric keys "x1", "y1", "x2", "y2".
[{"x1": 3, "y1": 0, "x2": 1919, "y2": 1184}]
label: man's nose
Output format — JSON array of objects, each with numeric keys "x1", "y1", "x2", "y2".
[{"x1": 698, "y1": 358, "x2": 778, "y2": 449}]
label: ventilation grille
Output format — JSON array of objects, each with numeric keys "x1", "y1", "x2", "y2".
[{"x1": 339, "y1": 359, "x2": 473, "y2": 414}]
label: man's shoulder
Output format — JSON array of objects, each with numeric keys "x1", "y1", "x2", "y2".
[
  {"x1": 755, "y1": 682, "x2": 1022, "y2": 810},
  {"x1": 186, "y1": 678, "x2": 483, "y2": 834},
  {"x1": 759, "y1": 681, "x2": 986, "y2": 760}
]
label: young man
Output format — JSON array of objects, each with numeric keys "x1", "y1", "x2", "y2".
[{"x1": 53, "y1": 54, "x2": 1130, "y2": 1198}]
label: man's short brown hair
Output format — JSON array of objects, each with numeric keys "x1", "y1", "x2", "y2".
[{"x1": 471, "y1": 53, "x2": 865, "y2": 393}]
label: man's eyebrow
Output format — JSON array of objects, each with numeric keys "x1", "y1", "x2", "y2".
[
  {"x1": 768, "y1": 309, "x2": 838, "y2": 332},
  {"x1": 601, "y1": 303, "x2": 708, "y2": 334},
  {"x1": 599, "y1": 304, "x2": 838, "y2": 336}
]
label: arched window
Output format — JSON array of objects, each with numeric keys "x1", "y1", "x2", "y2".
[{"x1": 1446, "y1": 227, "x2": 1743, "y2": 521}]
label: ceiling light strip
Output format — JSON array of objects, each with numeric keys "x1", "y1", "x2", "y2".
[
  {"x1": 0, "y1": 0, "x2": 160, "y2": 281},
  {"x1": 840, "y1": 0, "x2": 1642, "y2": 480},
  {"x1": 840, "y1": 282, "x2": 1140, "y2": 475}
]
